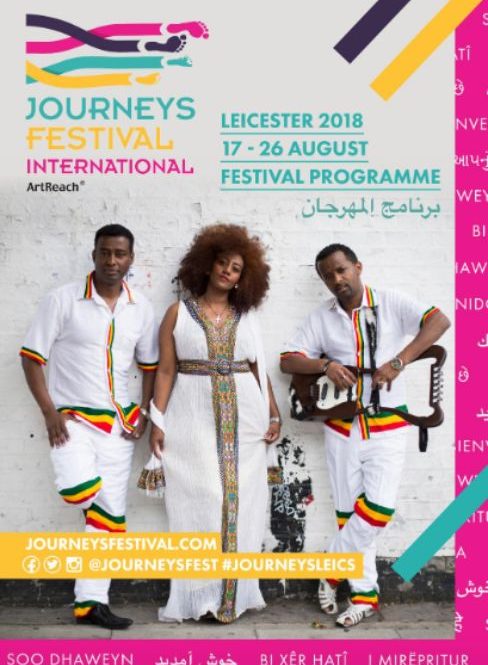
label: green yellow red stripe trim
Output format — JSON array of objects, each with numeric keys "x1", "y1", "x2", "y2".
[
  {"x1": 351, "y1": 590, "x2": 379, "y2": 608},
  {"x1": 327, "y1": 407, "x2": 409, "y2": 438},
  {"x1": 58, "y1": 407, "x2": 115, "y2": 434},
  {"x1": 420, "y1": 306, "x2": 440, "y2": 328},
  {"x1": 123, "y1": 402, "x2": 140, "y2": 426},
  {"x1": 59, "y1": 477, "x2": 102, "y2": 504},
  {"x1": 106, "y1": 320, "x2": 115, "y2": 395},
  {"x1": 122, "y1": 280, "x2": 135, "y2": 303},
  {"x1": 336, "y1": 509, "x2": 353, "y2": 530},
  {"x1": 83, "y1": 272, "x2": 94, "y2": 299},
  {"x1": 85, "y1": 503, "x2": 126, "y2": 533},
  {"x1": 78, "y1": 273, "x2": 140, "y2": 434},
  {"x1": 19, "y1": 347, "x2": 47, "y2": 366},
  {"x1": 325, "y1": 288, "x2": 409, "y2": 440},
  {"x1": 352, "y1": 307, "x2": 370, "y2": 439},
  {"x1": 74, "y1": 600, "x2": 98, "y2": 618},
  {"x1": 105, "y1": 320, "x2": 138, "y2": 433},
  {"x1": 354, "y1": 287, "x2": 376, "y2": 440},
  {"x1": 358, "y1": 412, "x2": 369, "y2": 439},
  {"x1": 325, "y1": 418, "x2": 353, "y2": 437},
  {"x1": 353, "y1": 309, "x2": 365, "y2": 370},
  {"x1": 362, "y1": 291, "x2": 378, "y2": 435},
  {"x1": 137, "y1": 361, "x2": 158, "y2": 371},
  {"x1": 85, "y1": 276, "x2": 131, "y2": 430},
  {"x1": 365, "y1": 286, "x2": 376, "y2": 307},
  {"x1": 83, "y1": 272, "x2": 134, "y2": 302},
  {"x1": 355, "y1": 493, "x2": 394, "y2": 527},
  {"x1": 280, "y1": 351, "x2": 310, "y2": 359},
  {"x1": 368, "y1": 404, "x2": 409, "y2": 433},
  {"x1": 105, "y1": 321, "x2": 126, "y2": 425}
]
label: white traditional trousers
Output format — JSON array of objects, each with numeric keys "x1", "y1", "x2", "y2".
[
  {"x1": 50, "y1": 419, "x2": 134, "y2": 617},
  {"x1": 324, "y1": 420, "x2": 407, "y2": 608}
]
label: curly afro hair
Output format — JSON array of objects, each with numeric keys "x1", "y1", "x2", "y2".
[{"x1": 177, "y1": 223, "x2": 270, "y2": 312}]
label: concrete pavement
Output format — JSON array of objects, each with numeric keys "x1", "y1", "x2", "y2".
[{"x1": 0, "y1": 599, "x2": 454, "y2": 640}]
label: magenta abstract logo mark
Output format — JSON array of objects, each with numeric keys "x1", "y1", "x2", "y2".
[{"x1": 26, "y1": 15, "x2": 209, "y2": 88}]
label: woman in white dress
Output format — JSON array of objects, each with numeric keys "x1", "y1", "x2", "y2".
[{"x1": 150, "y1": 224, "x2": 281, "y2": 623}]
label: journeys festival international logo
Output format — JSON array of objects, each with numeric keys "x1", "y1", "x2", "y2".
[{"x1": 25, "y1": 14, "x2": 210, "y2": 183}]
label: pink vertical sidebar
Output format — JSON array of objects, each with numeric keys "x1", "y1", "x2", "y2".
[{"x1": 455, "y1": 0, "x2": 488, "y2": 644}]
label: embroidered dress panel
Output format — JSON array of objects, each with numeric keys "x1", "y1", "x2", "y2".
[{"x1": 184, "y1": 298, "x2": 241, "y2": 622}]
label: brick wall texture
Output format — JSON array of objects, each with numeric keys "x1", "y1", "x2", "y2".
[{"x1": 0, "y1": 181, "x2": 454, "y2": 557}]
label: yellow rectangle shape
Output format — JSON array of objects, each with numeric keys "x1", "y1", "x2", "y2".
[
  {"x1": 210, "y1": 553, "x2": 363, "y2": 579},
  {"x1": 371, "y1": 0, "x2": 484, "y2": 100},
  {"x1": 0, "y1": 532, "x2": 221, "y2": 578},
  {"x1": 24, "y1": 552, "x2": 362, "y2": 580},
  {"x1": 0, "y1": 533, "x2": 363, "y2": 580}
]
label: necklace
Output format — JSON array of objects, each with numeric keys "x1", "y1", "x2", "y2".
[{"x1": 202, "y1": 297, "x2": 229, "y2": 324}]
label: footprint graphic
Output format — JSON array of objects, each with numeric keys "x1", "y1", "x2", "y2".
[
  {"x1": 146, "y1": 35, "x2": 187, "y2": 53},
  {"x1": 167, "y1": 21, "x2": 209, "y2": 39},
  {"x1": 167, "y1": 56, "x2": 193, "y2": 68}
]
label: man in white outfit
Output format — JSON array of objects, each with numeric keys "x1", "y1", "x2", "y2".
[
  {"x1": 21, "y1": 224, "x2": 158, "y2": 630},
  {"x1": 280, "y1": 244, "x2": 450, "y2": 627}
]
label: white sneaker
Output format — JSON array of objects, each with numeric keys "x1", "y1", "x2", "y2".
[
  {"x1": 336, "y1": 602, "x2": 375, "y2": 627},
  {"x1": 318, "y1": 579, "x2": 338, "y2": 615}
]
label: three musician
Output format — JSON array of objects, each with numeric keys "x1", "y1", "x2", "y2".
[{"x1": 280, "y1": 244, "x2": 450, "y2": 627}]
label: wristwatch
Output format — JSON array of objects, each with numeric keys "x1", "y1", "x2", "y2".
[
  {"x1": 390, "y1": 356, "x2": 404, "y2": 372},
  {"x1": 139, "y1": 407, "x2": 149, "y2": 419},
  {"x1": 322, "y1": 359, "x2": 332, "y2": 374}
]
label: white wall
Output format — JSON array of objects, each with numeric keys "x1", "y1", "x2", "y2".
[{"x1": 0, "y1": 180, "x2": 454, "y2": 556}]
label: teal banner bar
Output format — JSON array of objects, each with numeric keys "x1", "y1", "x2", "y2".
[{"x1": 393, "y1": 464, "x2": 488, "y2": 581}]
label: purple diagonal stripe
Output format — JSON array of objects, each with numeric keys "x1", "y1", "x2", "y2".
[{"x1": 334, "y1": 0, "x2": 413, "y2": 63}]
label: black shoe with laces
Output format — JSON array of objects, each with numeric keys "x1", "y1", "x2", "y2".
[{"x1": 76, "y1": 603, "x2": 133, "y2": 630}]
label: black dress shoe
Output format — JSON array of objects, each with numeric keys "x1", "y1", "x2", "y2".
[{"x1": 76, "y1": 603, "x2": 133, "y2": 630}]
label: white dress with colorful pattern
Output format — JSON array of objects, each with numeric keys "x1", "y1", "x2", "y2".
[{"x1": 160, "y1": 299, "x2": 269, "y2": 622}]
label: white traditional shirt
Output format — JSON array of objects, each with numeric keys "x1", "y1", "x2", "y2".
[
  {"x1": 282, "y1": 285, "x2": 439, "y2": 440},
  {"x1": 20, "y1": 272, "x2": 159, "y2": 434}
]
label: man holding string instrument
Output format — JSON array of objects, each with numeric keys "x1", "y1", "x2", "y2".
[{"x1": 280, "y1": 243, "x2": 450, "y2": 627}]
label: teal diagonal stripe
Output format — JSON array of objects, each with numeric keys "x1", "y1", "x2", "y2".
[{"x1": 393, "y1": 464, "x2": 488, "y2": 581}]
